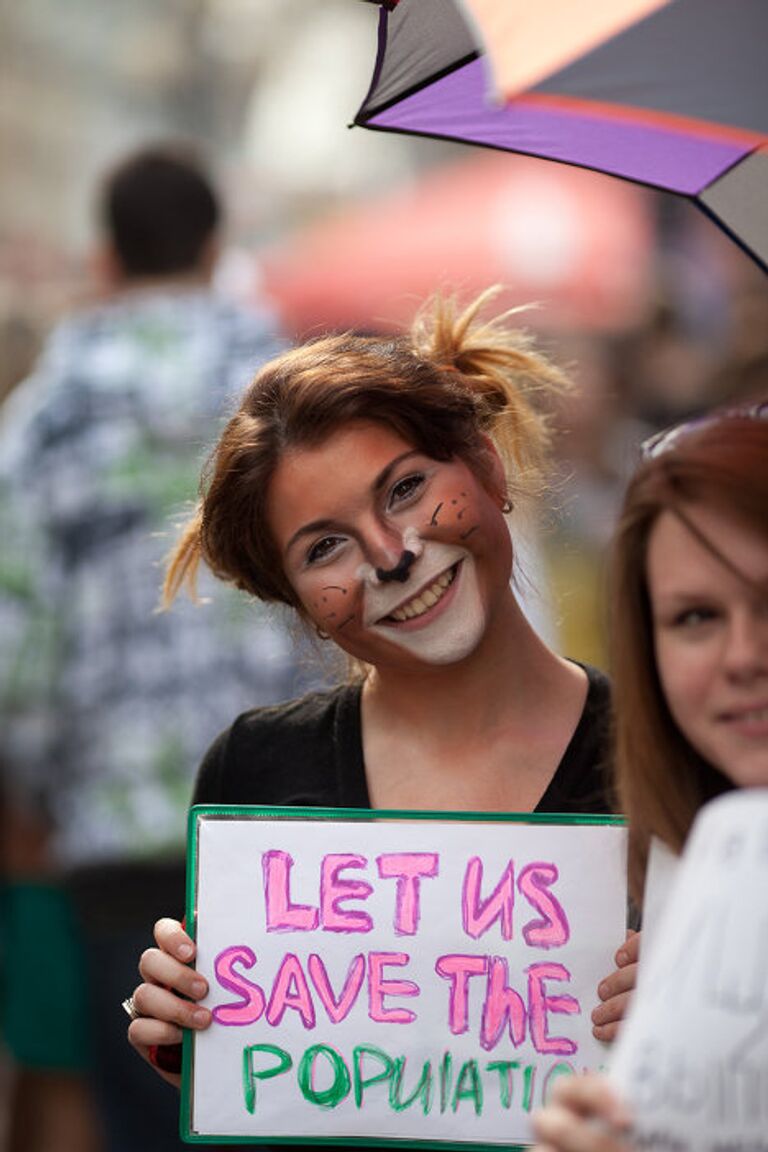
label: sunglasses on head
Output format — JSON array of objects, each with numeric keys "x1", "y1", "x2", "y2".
[{"x1": 640, "y1": 399, "x2": 768, "y2": 461}]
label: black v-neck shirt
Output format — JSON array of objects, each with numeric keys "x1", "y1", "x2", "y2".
[{"x1": 192, "y1": 664, "x2": 613, "y2": 815}]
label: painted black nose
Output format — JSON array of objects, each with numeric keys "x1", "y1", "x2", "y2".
[{"x1": 376, "y1": 549, "x2": 416, "y2": 584}]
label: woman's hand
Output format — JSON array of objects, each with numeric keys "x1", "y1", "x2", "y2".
[
  {"x1": 127, "y1": 917, "x2": 212, "y2": 1087},
  {"x1": 591, "y1": 930, "x2": 641, "y2": 1043},
  {"x1": 532, "y1": 1073, "x2": 633, "y2": 1152}
]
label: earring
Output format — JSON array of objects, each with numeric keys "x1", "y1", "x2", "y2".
[
  {"x1": 501, "y1": 498, "x2": 513, "y2": 514},
  {"x1": 315, "y1": 626, "x2": 331, "y2": 641}
]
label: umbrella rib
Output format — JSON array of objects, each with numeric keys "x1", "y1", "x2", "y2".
[
  {"x1": 355, "y1": 51, "x2": 480, "y2": 124},
  {"x1": 696, "y1": 199, "x2": 768, "y2": 275},
  {"x1": 697, "y1": 140, "x2": 764, "y2": 193},
  {"x1": 355, "y1": 119, "x2": 700, "y2": 199}
]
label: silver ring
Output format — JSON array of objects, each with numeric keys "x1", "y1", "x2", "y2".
[{"x1": 122, "y1": 995, "x2": 141, "y2": 1021}]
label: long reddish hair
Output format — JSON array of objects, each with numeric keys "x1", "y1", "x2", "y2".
[{"x1": 611, "y1": 412, "x2": 768, "y2": 902}]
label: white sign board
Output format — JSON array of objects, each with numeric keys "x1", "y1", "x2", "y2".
[
  {"x1": 183, "y1": 807, "x2": 627, "y2": 1147},
  {"x1": 610, "y1": 789, "x2": 768, "y2": 1151}
]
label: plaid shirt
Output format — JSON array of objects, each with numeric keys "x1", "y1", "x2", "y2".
[{"x1": 0, "y1": 289, "x2": 316, "y2": 866}]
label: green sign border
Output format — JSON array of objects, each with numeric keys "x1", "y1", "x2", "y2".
[{"x1": 182, "y1": 804, "x2": 626, "y2": 1147}]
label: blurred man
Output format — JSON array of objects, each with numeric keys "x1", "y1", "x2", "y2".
[{"x1": 0, "y1": 145, "x2": 316, "y2": 1151}]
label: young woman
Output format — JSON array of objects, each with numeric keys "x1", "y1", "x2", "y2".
[
  {"x1": 124, "y1": 291, "x2": 629, "y2": 1120},
  {"x1": 532, "y1": 401, "x2": 768, "y2": 1152}
]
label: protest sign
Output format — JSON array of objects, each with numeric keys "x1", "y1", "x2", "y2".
[
  {"x1": 183, "y1": 806, "x2": 627, "y2": 1147},
  {"x1": 609, "y1": 789, "x2": 768, "y2": 1152}
]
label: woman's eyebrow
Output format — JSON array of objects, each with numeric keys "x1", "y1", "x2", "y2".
[
  {"x1": 285, "y1": 451, "x2": 423, "y2": 556},
  {"x1": 285, "y1": 518, "x2": 339, "y2": 555},
  {"x1": 371, "y1": 450, "x2": 422, "y2": 497}
]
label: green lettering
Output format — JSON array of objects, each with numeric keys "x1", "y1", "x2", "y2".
[
  {"x1": 390, "y1": 1056, "x2": 433, "y2": 1114},
  {"x1": 297, "y1": 1044, "x2": 350, "y2": 1109},
  {"x1": 452, "y1": 1058, "x2": 483, "y2": 1116},
  {"x1": 522, "y1": 1063, "x2": 536, "y2": 1112},
  {"x1": 543, "y1": 1061, "x2": 574, "y2": 1104},
  {"x1": 242, "y1": 1044, "x2": 292, "y2": 1114},
  {"x1": 440, "y1": 1051, "x2": 453, "y2": 1113},
  {"x1": 353, "y1": 1045, "x2": 395, "y2": 1108},
  {"x1": 486, "y1": 1060, "x2": 520, "y2": 1109}
]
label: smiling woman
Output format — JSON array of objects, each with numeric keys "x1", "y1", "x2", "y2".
[
  {"x1": 530, "y1": 400, "x2": 768, "y2": 1152},
  {"x1": 612, "y1": 402, "x2": 768, "y2": 900},
  {"x1": 126, "y1": 289, "x2": 627, "y2": 1140}
]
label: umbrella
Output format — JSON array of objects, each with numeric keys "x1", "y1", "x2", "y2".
[
  {"x1": 261, "y1": 150, "x2": 653, "y2": 336},
  {"x1": 353, "y1": 0, "x2": 768, "y2": 270}
]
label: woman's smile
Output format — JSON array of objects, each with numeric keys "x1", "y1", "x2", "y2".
[
  {"x1": 366, "y1": 550, "x2": 464, "y2": 629},
  {"x1": 381, "y1": 561, "x2": 459, "y2": 624},
  {"x1": 365, "y1": 545, "x2": 486, "y2": 664}
]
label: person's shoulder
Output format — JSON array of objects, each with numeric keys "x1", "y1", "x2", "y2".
[
  {"x1": 569, "y1": 661, "x2": 612, "y2": 752},
  {"x1": 235, "y1": 684, "x2": 353, "y2": 730},
  {"x1": 536, "y1": 661, "x2": 614, "y2": 816},
  {"x1": 214, "y1": 299, "x2": 287, "y2": 375},
  {"x1": 194, "y1": 684, "x2": 360, "y2": 807},
  {"x1": 581, "y1": 662, "x2": 612, "y2": 712},
  {"x1": 0, "y1": 315, "x2": 92, "y2": 470}
]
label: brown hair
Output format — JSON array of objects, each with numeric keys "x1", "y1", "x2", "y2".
[
  {"x1": 101, "y1": 144, "x2": 219, "y2": 277},
  {"x1": 164, "y1": 288, "x2": 567, "y2": 613},
  {"x1": 610, "y1": 412, "x2": 768, "y2": 902}
]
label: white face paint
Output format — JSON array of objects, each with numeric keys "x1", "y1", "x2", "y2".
[
  {"x1": 269, "y1": 423, "x2": 513, "y2": 671},
  {"x1": 362, "y1": 539, "x2": 487, "y2": 665}
]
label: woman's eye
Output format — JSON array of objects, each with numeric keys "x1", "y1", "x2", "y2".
[
  {"x1": 672, "y1": 606, "x2": 717, "y2": 628},
  {"x1": 388, "y1": 472, "x2": 425, "y2": 509},
  {"x1": 306, "y1": 536, "x2": 345, "y2": 566}
]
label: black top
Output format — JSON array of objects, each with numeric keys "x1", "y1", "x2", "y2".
[{"x1": 193, "y1": 663, "x2": 613, "y2": 814}]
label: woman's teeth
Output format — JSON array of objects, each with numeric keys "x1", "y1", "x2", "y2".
[
  {"x1": 731, "y1": 706, "x2": 768, "y2": 722},
  {"x1": 388, "y1": 567, "x2": 456, "y2": 622}
]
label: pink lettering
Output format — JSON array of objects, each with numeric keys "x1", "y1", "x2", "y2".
[
  {"x1": 320, "y1": 854, "x2": 373, "y2": 933},
  {"x1": 480, "y1": 956, "x2": 527, "y2": 1051},
  {"x1": 263, "y1": 851, "x2": 318, "y2": 932},
  {"x1": 527, "y1": 961, "x2": 579, "y2": 1055},
  {"x1": 462, "y1": 857, "x2": 515, "y2": 940},
  {"x1": 368, "y1": 952, "x2": 419, "y2": 1023},
  {"x1": 308, "y1": 953, "x2": 366, "y2": 1024},
  {"x1": 211, "y1": 945, "x2": 265, "y2": 1026},
  {"x1": 265, "y1": 953, "x2": 316, "y2": 1029},
  {"x1": 434, "y1": 954, "x2": 488, "y2": 1034},
  {"x1": 376, "y1": 852, "x2": 439, "y2": 935},
  {"x1": 518, "y1": 862, "x2": 570, "y2": 949}
]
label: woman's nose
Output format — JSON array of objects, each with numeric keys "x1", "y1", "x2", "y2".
[
  {"x1": 360, "y1": 519, "x2": 414, "y2": 585},
  {"x1": 723, "y1": 609, "x2": 768, "y2": 682},
  {"x1": 376, "y1": 549, "x2": 417, "y2": 584}
]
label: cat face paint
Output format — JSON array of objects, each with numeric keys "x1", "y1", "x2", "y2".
[
  {"x1": 362, "y1": 539, "x2": 486, "y2": 664},
  {"x1": 266, "y1": 420, "x2": 513, "y2": 670}
]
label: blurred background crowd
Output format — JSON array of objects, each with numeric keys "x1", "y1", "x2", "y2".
[
  {"x1": 1, "y1": 0, "x2": 765, "y2": 673},
  {"x1": 0, "y1": 2, "x2": 766, "y2": 1150}
]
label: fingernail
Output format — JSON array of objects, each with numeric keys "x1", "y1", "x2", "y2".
[
  {"x1": 598, "y1": 981, "x2": 609, "y2": 998},
  {"x1": 617, "y1": 949, "x2": 628, "y2": 965},
  {"x1": 193, "y1": 1008, "x2": 209, "y2": 1026},
  {"x1": 178, "y1": 942, "x2": 193, "y2": 960},
  {"x1": 191, "y1": 979, "x2": 207, "y2": 997}
]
